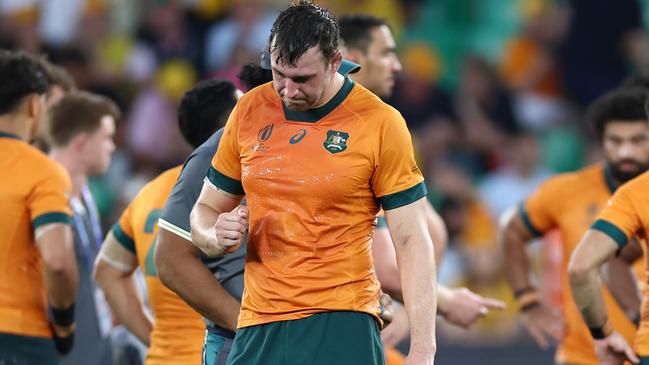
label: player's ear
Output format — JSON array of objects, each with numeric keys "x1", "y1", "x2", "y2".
[
  {"x1": 329, "y1": 50, "x2": 343, "y2": 74},
  {"x1": 70, "y1": 131, "x2": 91, "y2": 151},
  {"x1": 26, "y1": 94, "x2": 43, "y2": 118}
]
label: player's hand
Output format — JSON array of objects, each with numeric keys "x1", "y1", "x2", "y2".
[
  {"x1": 520, "y1": 303, "x2": 564, "y2": 349},
  {"x1": 594, "y1": 331, "x2": 639, "y2": 365},
  {"x1": 203, "y1": 205, "x2": 248, "y2": 257},
  {"x1": 379, "y1": 293, "x2": 394, "y2": 326},
  {"x1": 381, "y1": 300, "x2": 410, "y2": 347},
  {"x1": 441, "y1": 287, "x2": 506, "y2": 329}
]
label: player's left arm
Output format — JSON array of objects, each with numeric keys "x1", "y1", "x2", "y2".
[
  {"x1": 569, "y1": 183, "x2": 643, "y2": 363},
  {"x1": 425, "y1": 200, "x2": 447, "y2": 263},
  {"x1": 569, "y1": 229, "x2": 620, "y2": 331},
  {"x1": 603, "y1": 239, "x2": 642, "y2": 323},
  {"x1": 385, "y1": 197, "x2": 437, "y2": 360},
  {"x1": 569, "y1": 229, "x2": 639, "y2": 363},
  {"x1": 93, "y1": 230, "x2": 152, "y2": 346}
]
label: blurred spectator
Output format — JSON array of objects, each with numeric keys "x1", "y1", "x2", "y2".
[
  {"x1": 560, "y1": 0, "x2": 648, "y2": 108},
  {"x1": 204, "y1": 0, "x2": 275, "y2": 73},
  {"x1": 501, "y1": 0, "x2": 571, "y2": 131},
  {"x1": 478, "y1": 132, "x2": 551, "y2": 220},
  {"x1": 454, "y1": 55, "x2": 518, "y2": 176},
  {"x1": 138, "y1": 1, "x2": 202, "y2": 70},
  {"x1": 126, "y1": 59, "x2": 195, "y2": 173},
  {"x1": 0, "y1": 2, "x2": 41, "y2": 53},
  {"x1": 388, "y1": 43, "x2": 455, "y2": 132}
]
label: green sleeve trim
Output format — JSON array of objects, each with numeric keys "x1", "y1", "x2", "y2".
[
  {"x1": 111, "y1": 224, "x2": 136, "y2": 254},
  {"x1": 32, "y1": 212, "x2": 72, "y2": 230},
  {"x1": 592, "y1": 219, "x2": 629, "y2": 248},
  {"x1": 518, "y1": 202, "x2": 543, "y2": 237},
  {"x1": 379, "y1": 182, "x2": 428, "y2": 210},
  {"x1": 376, "y1": 216, "x2": 388, "y2": 228},
  {"x1": 207, "y1": 166, "x2": 244, "y2": 195}
]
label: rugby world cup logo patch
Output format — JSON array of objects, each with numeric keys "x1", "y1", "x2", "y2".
[
  {"x1": 257, "y1": 123, "x2": 274, "y2": 142},
  {"x1": 323, "y1": 130, "x2": 349, "y2": 154}
]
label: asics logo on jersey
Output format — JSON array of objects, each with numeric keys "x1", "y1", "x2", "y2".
[
  {"x1": 289, "y1": 129, "x2": 307, "y2": 144},
  {"x1": 257, "y1": 123, "x2": 274, "y2": 142},
  {"x1": 323, "y1": 130, "x2": 349, "y2": 154}
]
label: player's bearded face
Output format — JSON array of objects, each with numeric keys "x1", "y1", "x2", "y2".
[
  {"x1": 603, "y1": 121, "x2": 649, "y2": 182},
  {"x1": 270, "y1": 46, "x2": 334, "y2": 112}
]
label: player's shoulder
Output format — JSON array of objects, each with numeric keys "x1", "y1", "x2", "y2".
[
  {"x1": 235, "y1": 82, "x2": 277, "y2": 114},
  {"x1": 19, "y1": 143, "x2": 71, "y2": 184},
  {"x1": 538, "y1": 164, "x2": 604, "y2": 195},
  {"x1": 619, "y1": 169, "x2": 649, "y2": 195},
  {"x1": 346, "y1": 83, "x2": 403, "y2": 125},
  {"x1": 134, "y1": 165, "x2": 182, "y2": 204}
]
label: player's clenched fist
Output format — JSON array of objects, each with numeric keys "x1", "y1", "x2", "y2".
[{"x1": 200, "y1": 205, "x2": 248, "y2": 257}]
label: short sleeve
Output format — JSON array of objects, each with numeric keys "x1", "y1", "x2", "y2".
[
  {"x1": 592, "y1": 186, "x2": 641, "y2": 249},
  {"x1": 159, "y1": 131, "x2": 222, "y2": 241},
  {"x1": 519, "y1": 179, "x2": 556, "y2": 237},
  {"x1": 29, "y1": 162, "x2": 73, "y2": 230},
  {"x1": 112, "y1": 202, "x2": 136, "y2": 254},
  {"x1": 372, "y1": 109, "x2": 427, "y2": 210},
  {"x1": 207, "y1": 104, "x2": 244, "y2": 195}
]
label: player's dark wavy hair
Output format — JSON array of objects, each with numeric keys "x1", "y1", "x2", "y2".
[
  {"x1": 338, "y1": 14, "x2": 387, "y2": 53},
  {"x1": 0, "y1": 50, "x2": 49, "y2": 115},
  {"x1": 269, "y1": 1, "x2": 340, "y2": 66},
  {"x1": 587, "y1": 87, "x2": 649, "y2": 140},
  {"x1": 178, "y1": 79, "x2": 238, "y2": 148},
  {"x1": 238, "y1": 64, "x2": 273, "y2": 91}
]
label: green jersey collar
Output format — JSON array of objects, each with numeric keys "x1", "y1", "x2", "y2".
[{"x1": 283, "y1": 76, "x2": 355, "y2": 123}]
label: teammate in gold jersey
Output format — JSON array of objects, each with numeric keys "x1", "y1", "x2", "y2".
[
  {"x1": 0, "y1": 50, "x2": 78, "y2": 364},
  {"x1": 94, "y1": 80, "x2": 240, "y2": 365},
  {"x1": 501, "y1": 87, "x2": 649, "y2": 365}
]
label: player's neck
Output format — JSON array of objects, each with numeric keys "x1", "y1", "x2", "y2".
[
  {"x1": 49, "y1": 148, "x2": 88, "y2": 197},
  {"x1": 313, "y1": 73, "x2": 345, "y2": 109},
  {"x1": 0, "y1": 114, "x2": 32, "y2": 141}
]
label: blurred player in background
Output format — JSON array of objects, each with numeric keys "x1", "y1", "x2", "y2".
[
  {"x1": 568, "y1": 152, "x2": 649, "y2": 364},
  {"x1": 0, "y1": 50, "x2": 78, "y2": 364},
  {"x1": 500, "y1": 87, "x2": 649, "y2": 365},
  {"x1": 94, "y1": 79, "x2": 240, "y2": 364},
  {"x1": 47, "y1": 91, "x2": 121, "y2": 365},
  {"x1": 339, "y1": 14, "x2": 506, "y2": 356}
]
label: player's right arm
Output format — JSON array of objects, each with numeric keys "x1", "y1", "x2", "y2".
[
  {"x1": 190, "y1": 103, "x2": 247, "y2": 257},
  {"x1": 36, "y1": 224, "x2": 78, "y2": 355},
  {"x1": 31, "y1": 163, "x2": 78, "y2": 355},
  {"x1": 499, "y1": 204, "x2": 563, "y2": 349},
  {"x1": 189, "y1": 184, "x2": 246, "y2": 257},
  {"x1": 93, "y1": 230, "x2": 152, "y2": 346}
]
